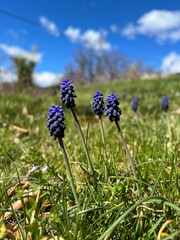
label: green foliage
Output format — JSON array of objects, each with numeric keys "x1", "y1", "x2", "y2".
[
  {"x1": 0, "y1": 78, "x2": 180, "y2": 239},
  {"x1": 13, "y1": 57, "x2": 36, "y2": 91}
]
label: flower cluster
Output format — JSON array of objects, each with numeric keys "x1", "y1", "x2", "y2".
[
  {"x1": 131, "y1": 97, "x2": 139, "y2": 112},
  {"x1": 92, "y1": 91, "x2": 105, "y2": 116},
  {"x1": 46, "y1": 105, "x2": 66, "y2": 139},
  {"x1": 60, "y1": 79, "x2": 76, "y2": 109},
  {"x1": 161, "y1": 96, "x2": 169, "y2": 111},
  {"x1": 46, "y1": 77, "x2": 171, "y2": 204},
  {"x1": 105, "y1": 93, "x2": 122, "y2": 122}
]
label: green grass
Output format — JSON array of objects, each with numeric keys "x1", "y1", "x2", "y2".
[{"x1": 0, "y1": 77, "x2": 180, "y2": 239}]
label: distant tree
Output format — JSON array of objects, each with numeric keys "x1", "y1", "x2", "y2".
[
  {"x1": 84, "y1": 50, "x2": 97, "y2": 82},
  {"x1": 64, "y1": 63, "x2": 76, "y2": 80},
  {"x1": 144, "y1": 66, "x2": 162, "y2": 78},
  {"x1": 124, "y1": 60, "x2": 143, "y2": 80},
  {"x1": 13, "y1": 58, "x2": 35, "y2": 90},
  {"x1": 101, "y1": 51, "x2": 128, "y2": 81},
  {"x1": 75, "y1": 48, "x2": 89, "y2": 83},
  {"x1": 64, "y1": 48, "x2": 158, "y2": 83},
  {"x1": 65, "y1": 48, "x2": 130, "y2": 83},
  {"x1": 65, "y1": 49, "x2": 97, "y2": 83},
  {"x1": 12, "y1": 46, "x2": 38, "y2": 91}
]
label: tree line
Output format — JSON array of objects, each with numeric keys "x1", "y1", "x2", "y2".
[
  {"x1": 1, "y1": 47, "x2": 161, "y2": 91},
  {"x1": 65, "y1": 48, "x2": 148, "y2": 84}
]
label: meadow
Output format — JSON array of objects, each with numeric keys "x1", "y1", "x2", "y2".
[{"x1": 0, "y1": 77, "x2": 180, "y2": 239}]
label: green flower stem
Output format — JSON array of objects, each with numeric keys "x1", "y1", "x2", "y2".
[
  {"x1": 135, "y1": 112, "x2": 143, "y2": 141},
  {"x1": 98, "y1": 115, "x2": 108, "y2": 181},
  {"x1": 58, "y1": 136, "x2": 81, "y2": 211},
  {"x1": 115, "y1": 120, "x2": 140, "y2": 197},
  {"x1": 70, "y1": 106, "x2": 94, "y2": 174},
  {"x1": 165, "y1": 112, "x2": 172, "y2": 143}
]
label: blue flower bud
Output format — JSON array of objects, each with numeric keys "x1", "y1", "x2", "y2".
[
  {"x1": 92, "y1": 91, "x2": 105, "y2": 116},
  {"x1": 161, "y1": 96, "x2": 169, "y2": 111},
  {"x1": 46, "y1": 105, "x2": 66, "y2": 139},
  {"x1": 131, "y1": 97, "x2": 139, "y2": 112},
  {"x1": 105, "y1": 93, "x2": 122, "y2": 122},
  {"x1": 60, "y1": 78, "x2": 76, "y2": 109}
]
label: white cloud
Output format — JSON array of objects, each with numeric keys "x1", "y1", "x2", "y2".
[
  {"x1": 122, "y1": 10, "x2": 180, "y2": 43},
  {"x1": 64, "y1": 26, "x2": 81, "y2": 42},
  {"x1": 0, "y1": 68, "x2": 62, "y2": 87},
  {"x1": 33, "y1": 72, "x2": 62, "y2": 88},
  {"x1": 122, "y1": 23, "x2": 136, "y2": 39},
  {"x1": 81, "y1": 29, "x2": 111, "y2": 50},
  {"x1": 39, "y1": 16, "x2": 60, "y2": 37},
  {"x1": 7, "y1": 29, "x2": 19, "y2": 39},
  {"x1": 161, "y1": 52, "x2": 180, "y2": 75},
  {"x1": 0, "y1": 44, "x2": 42, "y2": 62},
  {"x1": 110, "y1": 24, "x2": 118, "y2": 33},
  {"x1": 6, "y1": 29, "x2": 27, "y2": 39},
  {"x1": 64, "y1": 27, "x2": 111, "y2": 51},
  {"x1": 0, "y1": 67, "x2": 17, "y2": 83}
]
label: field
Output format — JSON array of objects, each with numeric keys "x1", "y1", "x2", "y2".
[{"x1": 0, "y1": 77, "x2": 180, "y2": 239}]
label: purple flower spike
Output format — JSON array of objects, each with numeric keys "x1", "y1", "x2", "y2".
[
  {"x1": 131, "y1": 97, "x2": 139, "y2": 112},
  {"x1": 105, "y1": 93, "x2": 122, "y2": 122},
  {"x1": 92, "y1": 91, "x2": 105, "y2": 116},
  {"x1": 46, "y1": 105, "x2": 66, "y2": 139},
  {"x1": 60, "y1": 78, "x2": 76, "y2": 109},
  {"x1": 161, "y1": 96, "x2": 169, "y2": 111}
]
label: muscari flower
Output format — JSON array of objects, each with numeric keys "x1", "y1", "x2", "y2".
[
  {"x1": 105, "y1": 93, "x2": 122, "y2": 122},
  {"x1": 60, "y1": 78, "x2": 76, "y2": 109},
  {"x1": 131, "y1": 97, "x2": 139, "y2": 112},
  {"x1": 161, "y1": 96, "x2": 169, "y2": 111},
  {"x1": 60, "y1": 78, "x2": 93, "y2": 173},
  {"x1": 92, "y1": 91, "x2": 105, "y2": 116},
  {"x1": 46, "y1": 105, "x2": 66, "y2": 139}
]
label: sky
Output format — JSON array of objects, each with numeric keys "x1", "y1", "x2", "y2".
[{"x1": 1, "y1": 0, "x2": 180, "y2": 87}]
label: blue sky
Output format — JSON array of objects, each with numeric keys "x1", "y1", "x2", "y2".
[{"x1": 1, "y1": 0, "x2": 180, "y2": 87}]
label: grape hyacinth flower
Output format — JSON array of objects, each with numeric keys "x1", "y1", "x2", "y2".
[
  {"x1": 131, "y1": 97, "x2": 139, "y2": 112},
  {"x1": 105, "y1": 94, "x2": 140, "y2": 197},
  {"x1": 46, "y1": 105, "x2": 66, "y2": 139},
  {"x1": 161, "y1": 96, "x2": 169, "y2": 111},
  {"x1": 60, "y1": 78, "x2": 76, "y2": 109},
  {"x1": 92, "y1": 91, "x2": 108, "y2": 180},
  {"x1": 60, "y1": 78, "x2": 93, "y2": 174},
  {"x1": 161, "y1": 96, "x2": 171, "y2": 141},
  {"x1": 92, "y1": 91, "x2": 105, "y2": 116},
  {"x1": 46, "y1": 105, "x2": 80, "y2": 210},
  {"x1": 105, "y1": 93, "x2": 122, "y2": 122}
]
